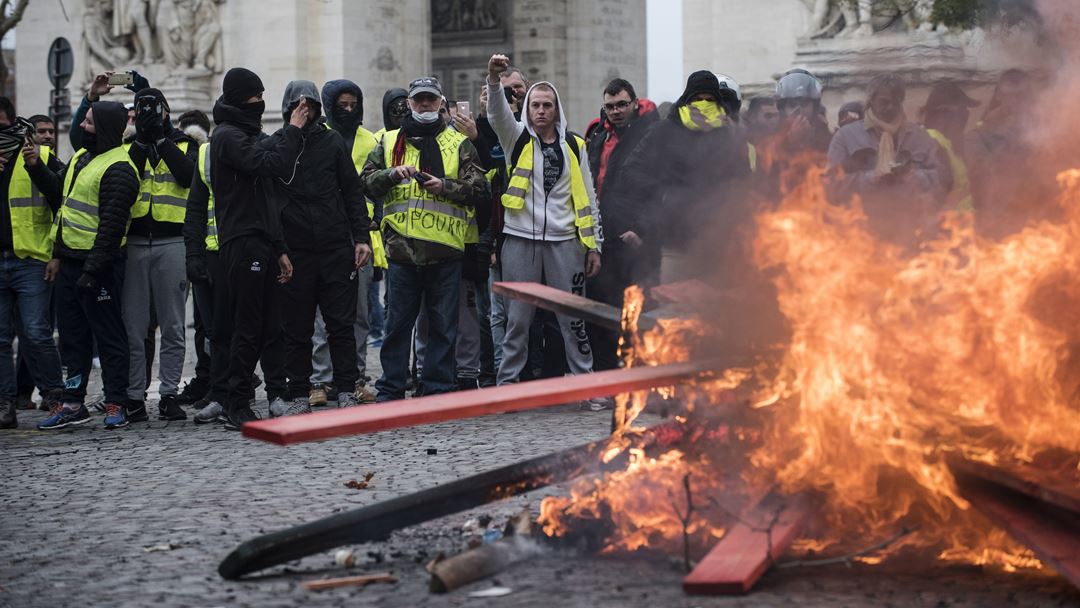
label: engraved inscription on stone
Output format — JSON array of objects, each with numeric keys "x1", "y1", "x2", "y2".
[{"x1": 431, "y1": 0, "x2": 503, "y2": 33}]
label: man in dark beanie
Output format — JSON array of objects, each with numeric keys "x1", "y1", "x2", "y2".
[
  {"x1": 211, "y1": 67, "x2": 310, "y2": 430},
  {"x1": 619, "y1": 69, "x2": 751, "y2": 284}
]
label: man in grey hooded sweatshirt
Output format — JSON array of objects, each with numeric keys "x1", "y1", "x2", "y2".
[{"x1": 484, "y1": 54, "x2": 603, "y2": 391}]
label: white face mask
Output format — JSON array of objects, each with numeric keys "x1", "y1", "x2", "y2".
[{"x1": 412, "y1": 110, "x2": 440, "y2": 124}]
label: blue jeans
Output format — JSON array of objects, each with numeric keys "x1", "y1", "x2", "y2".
[
  {"x1": 0, "y1": 256, "x2": 63, "y2": 399},
  {"x1": 375, "y1": 259, "x2": 461, "y2": 401},
  {"x1": 368, "y1": 277, "x2": 384, "y2": 341}
]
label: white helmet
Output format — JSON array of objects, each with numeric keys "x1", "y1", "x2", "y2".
[
  {"x1": 776, "y1": 69, "x2": 823, "y2": 100},
  {"x1": 714, "y1": 73, "x2": 743, "y2": 103}
]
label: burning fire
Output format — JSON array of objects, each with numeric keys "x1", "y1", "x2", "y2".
[{"x1": 538, "y1": 165, "x2": 1080, "y2": 571}]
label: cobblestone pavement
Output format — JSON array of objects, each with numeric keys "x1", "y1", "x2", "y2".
[{"x1": 2, "y1": 334, "x2": 1079, "y2": 607}]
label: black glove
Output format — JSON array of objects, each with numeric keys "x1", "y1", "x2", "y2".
[
  {"x1": 186, "y1": 254, "x2": 211, "y2": 285},
  {"x1": 135, "y1": 108, "x2": 164, "y2": 144},
  {"x1": 124, "y1": 71, "x2": 151, "y2": 94},
  {"x1": 372, "y1": 267, "x2": 384, "y2": 282},
  {"x1": 75, "y1": 272, "x2": 99, "y2": 295}
]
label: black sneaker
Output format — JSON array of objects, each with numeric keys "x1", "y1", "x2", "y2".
[
  {"x1": 456, "y1": 376, "x2": 481, "y2": 391},
  {"x1": 158, "y1": 395, "x2": 187, "y2": 421},
  {"x1": 190, "y1": 393, "x2": 213, "y2": 410},
  {"x1": 176, "y1": 377, "x2": 210, "y2": 405},
  {"x1": 126, "y1": 400, "x2": 150, "y2": 423},
  {"x1": 15, "y1": 394, "x2": 35, "y2": 411},
  {"x1": 223, "y1": 404, "x2": 260, "y2": 432},
  {"x1": 1, "y1": 399, "x2": 17, "y2": 429}
]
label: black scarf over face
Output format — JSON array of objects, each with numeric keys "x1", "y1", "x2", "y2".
[
  {"x1": 395, "y1": 112, "x2": 446, "y2": 179},
  {"x1": 212, "y1": 96, "x2": 265, "y2": 136}
]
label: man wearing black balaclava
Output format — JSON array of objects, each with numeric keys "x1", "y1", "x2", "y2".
[
  {"x1": 374, "y1": 88, "x2": 408, "y2": 140},
  {"x1": 210, "y1": 67, "x2": 309, "y2": 430},
  {"x1": 25, "y1": 101, "x2": 141, "y2": 430},
  {"x1": 270, "y1": 80, "x2": 371, "y2": 418}
]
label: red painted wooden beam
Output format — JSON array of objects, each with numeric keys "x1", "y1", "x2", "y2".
[
  {"x1": 956, "y1": 475, "x2": 1080, "y2": 590},
  {"x1": 243, "y1": 360, "x2": 727, "y2": 446},
  {"x1": 683, "y1": 492, "x2": 813, "y2": 595},
  {"x1": 492, "y1": 281, "x2": 623, "y2": 330}
]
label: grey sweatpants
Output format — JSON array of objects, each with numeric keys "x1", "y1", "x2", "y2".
[
  {"x1": 496, "y1": 235, "x2": 592, "y2": 384},
  {"x1": 123, "y1": 238, "x2": 187, "y2": 400},
  {"x1": 415, "y1": 277, "x2": 481, "y2": 379},
  {"x1": 312, "y1": 262, "x2": 372, "y2": 385}
]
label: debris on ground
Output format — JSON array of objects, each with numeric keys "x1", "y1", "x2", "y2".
[
  {"x1": 302, "y1": 572, "x2": 397, "y2": 591},
  {"x1": 344, "y1": 472, "x2": 376, "y2": 490}
]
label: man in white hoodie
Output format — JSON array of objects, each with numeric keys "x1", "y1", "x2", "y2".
[{"x1": 485, "y1": 54, "x2": 603, "y2": 388}]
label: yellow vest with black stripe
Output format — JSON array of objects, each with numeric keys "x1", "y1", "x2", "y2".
[
  {"x1": 131, "y1": 141, "x2": 190, "y2": 223},
  {"x1": 926, "y1": 129, "x2": 973, "y2": 213},
  {"x1": 53, "y1": 147, "x2": 138, "y2": 250},
  {"x1": 6, "y1": 146, "x2": 56, "y2": 262},
  {"x1": 350, "y1": 126, "x2": 388, "y2": 269},
  {"x1": 197, "y1": 143, "x2": 218, "y2": 252},
  {"x1": 381, "y1": 128, "x2": 474, "y2": 252},
  {"x1": 501, "y1": 134, "x2": 597, "y2": 250},
  {"x1": 124, "y1": 142, "x2": 153, "y2": 216}
]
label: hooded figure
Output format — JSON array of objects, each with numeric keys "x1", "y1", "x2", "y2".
[
  {"x1": 378, "y1": 88, "x2": 409, "y2": 137},
  {"x1": 321, "y1": 79, "x2": 364, "y2": 139},
  {"x1": 25, "y1": 100, "x2": 142, "y2": 425},
  {"x1": 483, "y1": 56, "x2": 603, "y2": 388}
]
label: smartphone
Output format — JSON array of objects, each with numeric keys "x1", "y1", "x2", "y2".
[
  {"x1": 108, "y1": 72, "x2": 134, "y2": 86},
  {"x1": 414, "y1": 172, "x2": 433, "y2": 184},
  {"x1": 455, "y1": 101, "x2": 470, "y2": 117}
]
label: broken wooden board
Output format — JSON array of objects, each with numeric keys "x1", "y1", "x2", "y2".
[
  {"x1": 947, "y1": 455, "x2": 1080, "y2": 515},
  {"x1": 493, "y1": 281, "x2": 623, "y2": 330},
  {"x1": 302, "y1": 573, "x2": 397, "y2": 591},
  {"x1": 683, "y1": 492, "x2": 813, "y2": 595},
  {"x1": 243, "y1": 360, "x2": 724, "y2": 445},
  {"x1": 955, "y1": 475, "x2": 1080, "y2": 590}
]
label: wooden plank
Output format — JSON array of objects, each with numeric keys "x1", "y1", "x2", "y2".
[
  {"x1": 947, "y1": 455, "x2": 1080, "y2": 515},
  {"x1": 493, "y1": 281, "x2": 622, "y2": 329},
  {"x1": 651, "y1": 279, "x2": 719, "y2": 306},
  {"x1": 302, "y1": 573, "x2": 397, "y2": 591},
  {"x1": 242, "y1": 360, "x2": 724, "y2": 446},
  {"x1": 683, "y1": 492, "x2": 813, "y2": 595},
  {"x1": 956, "y1": 475, "x2": 1080, "y2": 590}
]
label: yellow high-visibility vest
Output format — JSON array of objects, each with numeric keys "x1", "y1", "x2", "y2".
[
  {"x1": 501, "y1": 134, "x2": 597, "y2": 250},
  {"x1": 132, "y1": 141, "x2": 191, "y2": 223},
  {"x1": 197, "y1": 143, "x2": 218, "y2": 252},
  {"x1": 380, "y1": 128, "x2": 474, "y2": 252},
  {"x1": 351, "y1": 127, "x2": 387, "y2": 269},
  {"x1": 6, "y1": 146, "x2": 57, "y2": 262},
  {"x1": 52, "y1": 147, "x2": 138, "y2": 250},
  {"x1": 927, "y1": 129, "x2": 973, "y2": 213}
]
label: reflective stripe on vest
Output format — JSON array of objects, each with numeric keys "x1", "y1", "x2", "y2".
[
  {"x1": 6, "y1": 146, "x2": 55, "y2": 262},
  {"x1": 380, "y1": 128, "x2": 474, "y2": 252},
  {"x1": 198, "y1": 143, "x2": 219, "y2": 252},
  {"x1": 747, "y1": 142, "x2": 758, "y2": 173},
  {"x1": 352, "y1": 127, "x2": 387, "y2": 268},
  {"x1": 132, "y1": 141, "x2": 190, "y2": 223},
  {"x1": 926, "y1": 129, "x2": 973, "y2": 213},
  {"x1": 53, "y1": 147, "x2": 139, "y2": 250},
  {"x1": 500, "y1": 134, "x2": 597, "y2": 250}
]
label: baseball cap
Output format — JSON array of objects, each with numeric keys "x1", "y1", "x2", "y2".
[{"x1": 409, "y1": 77, "x2": 442, "y2": 98}]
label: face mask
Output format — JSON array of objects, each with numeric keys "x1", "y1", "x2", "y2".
[
  {"x1": 243, "y1": 100, "x2": 266, "y2": 116},
  {"x1": 679, "y1": 100, "x2": 727, "y2": 131},
  {"x1": 412, "y1": 110, "x2": 440, "y2": 124},
  {"x1": 123, "y1": 123, "x2": 137, "y2": 142},
  {"x1": 82, "y1": 131, "x2": 97, "y2": 151},
  {"x1": 332, "y1": 105, "x2": 355, "y2": 128}
]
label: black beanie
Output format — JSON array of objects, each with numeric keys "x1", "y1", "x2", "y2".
[
  {"x1": 133, "y1": 87, "x2": 171, "y2": 113},
  {"x1": 222, "y1": 68, "x2": 265, "y2": 106},
  {"x1": 676, "y1": 70, "x2": 724, "y2": 107}
]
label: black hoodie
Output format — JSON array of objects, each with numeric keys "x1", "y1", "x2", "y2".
[
  {"x1": 209, "y1": 97, "x2": 303, "y2": 254},
  {"x1": 321, "y1": 79, "x2": 364, "y2": 141},
  {"x1": 380, "y1": 88, "x2": 408, "y2": 132},
  {"x1": 29, "y1": 101, "x2": 140, "y2": 276}
]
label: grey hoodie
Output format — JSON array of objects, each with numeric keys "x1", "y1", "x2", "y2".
[
  {"x1": 486, "y1": 78, "x2": 602, "y2": 252},
  {"x1": 281, "y1": 80, "x2": 322, "y2": 123}
]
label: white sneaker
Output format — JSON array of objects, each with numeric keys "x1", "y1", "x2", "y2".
[
  {"x1": 194, "y1": 401, "x2": 224, "y2": 424},
  {"x1": 268, "y1": 396, "x2": 289, "y2": 418},
  {"x1": 587, "y1": 397, "x2": 614, "y2": 412},
  {"x1": 283, "y1": 397, "x2": 312, "y2": 417}
]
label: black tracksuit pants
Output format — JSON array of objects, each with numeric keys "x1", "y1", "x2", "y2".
[
  {"x1": 220, "y1": 236, "x2": 287, "y2": 412},
  {"x1": 281, "y1": 247, "x2": 359, "y2": 399},
  {"x1": 585, "y1": 242, "x2": 638, "y2": 372},
  {"x1": 54, "y1": 257, "x2": 130, "y2": 404}
]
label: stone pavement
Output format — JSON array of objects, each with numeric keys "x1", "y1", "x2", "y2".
[{"x1": 2, "y1": 337, "x2": 1079, "y2": 607}]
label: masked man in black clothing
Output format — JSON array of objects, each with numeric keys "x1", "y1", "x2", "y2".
[
  {"x1": 25, "y1": 101, "x2": 141, "y2": 430},
  {"x1": 272, "y1": 80, "x2": 371, "y2": 417},
  {"x1": 210, "y1": 67, "x2": 309, "y2": 430}
]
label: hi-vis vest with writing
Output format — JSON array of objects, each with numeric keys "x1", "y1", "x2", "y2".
[
  {"x1": 131, "y1": 140, "x2": 191, "y2": 223},
  {"x1": 926, "y1": 129, "x2": 973, "y2": 213},
  {"x1": 349, "y1": 126, "x2": 388, "y2": 269},
  {"x1": 197, "y1": 143, "x2": 218, "y2": 252},
  {"x1": 381, "y1": 128, "x2": 474, "y2": 252},
  {"x1": 501, "y1": 133, "x2": 597, "y2": 250},
  {"x1": 7, "y1": 145, "x2": 56, "y2": 262},
  {"x1": 52, "y1": 147, "x2": 138, "y2": 250}
]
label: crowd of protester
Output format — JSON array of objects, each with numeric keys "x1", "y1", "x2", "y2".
[{"x1": 0, "y1": 51, "x2": 1033, "y2": 431}]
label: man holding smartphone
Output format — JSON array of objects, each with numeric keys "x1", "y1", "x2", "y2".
[{"x1": 360, "y1": 76, "x2": 489, "y2": 401}]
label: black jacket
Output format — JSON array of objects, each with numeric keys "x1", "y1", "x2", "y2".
[
  {"x1": 128, "y1": 127, "x2": 199, "y2": 239},
  {"x1": 209, "y1": 98, "x2": 302, "y2": 255},
  {"x1": 29, "y1": 101, "x2": 140, "y2": 277},
  {"x1": 586, "y1": 107, "x2": 659, "y2": 241},
  {"x1": 270, "y1": 117, "x2": 370, "y2": 252}
]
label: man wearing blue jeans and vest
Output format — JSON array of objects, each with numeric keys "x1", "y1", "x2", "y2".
[
  {"x1": 0, "y1": 99, "x2": 65, "y2": 428},
  {"x1": 361, "y1": 76, "x2": 489, "y2": 401},
  {"x1": 483, "y1": 54, "x2": 604, "y2": 395}
]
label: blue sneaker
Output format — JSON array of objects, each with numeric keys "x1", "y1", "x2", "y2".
[
  {"x1": 103, "y1": 403, "x2": 129, "y2": 429},
  {"x1": 37, "y1": 403, "x2": 91, "y2": 430}
]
